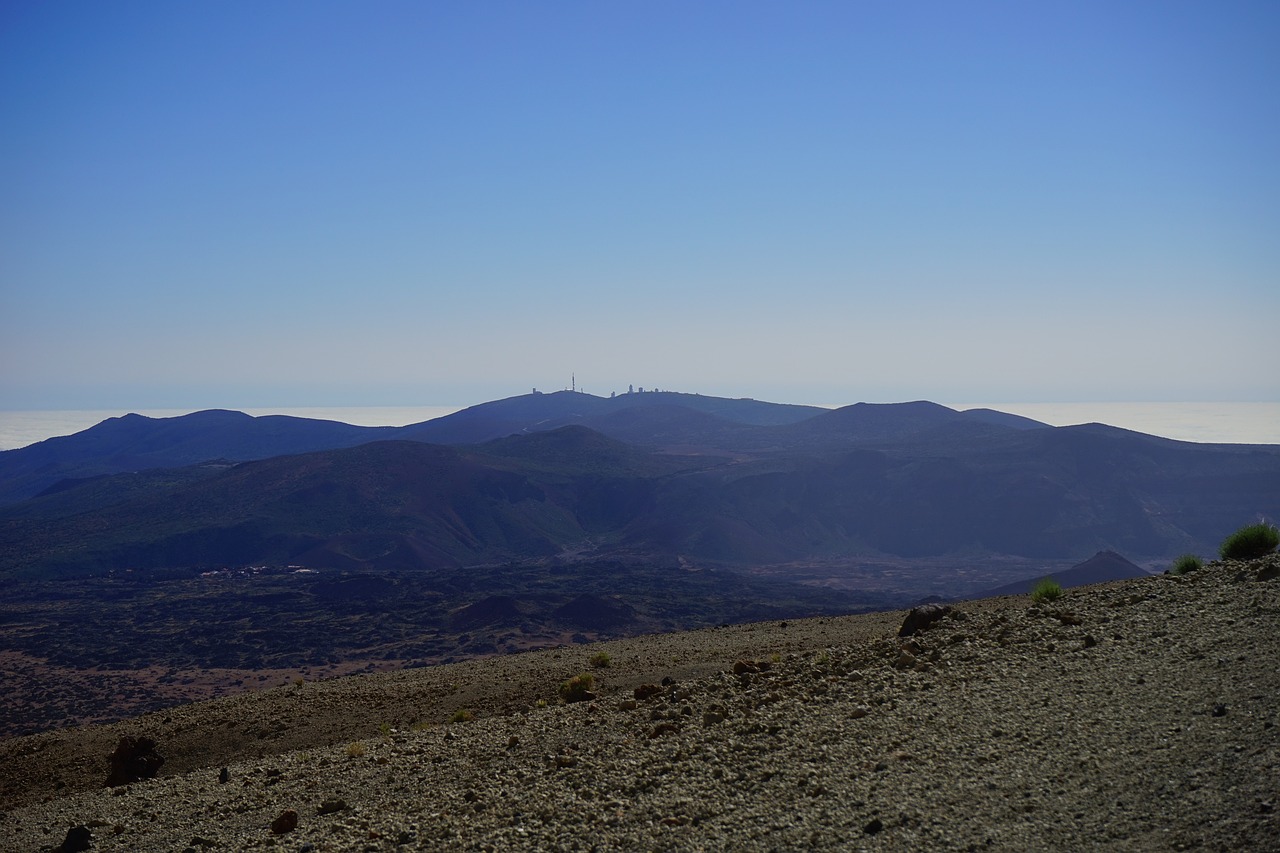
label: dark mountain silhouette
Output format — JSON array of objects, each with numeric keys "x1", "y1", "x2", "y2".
[
  {"x1": 552, "y1": 593, "x2": 638, "y2": 632},
  {"x1": 977, "y1": 550, "x2": 1153, "y2": 597},
  {"x1": 0, "y1": 392, "x2": 822, "y2": 505},
  {"x1": 0, "y1": 441, "x2": 589, "y2": 576},
  {"x1": 955, "y1": 407, "x2": 1050, "y2": 431},
  {"x1": 2, "y1": 412, "x2": 1277, "y2": 579},
  {"x1": 0, "y1": 410, "x2": 394, "y2": 505},
  {"x1": 785, "y1": 400, "x2": 1048, "y2": 443},
  {"x1": 396, "y1": 390, "x2": 823, "y2": 445}
]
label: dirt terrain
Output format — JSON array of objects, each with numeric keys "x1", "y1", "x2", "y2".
[{"x1": 1, "y1": 556, "x2": 1276, "y2": 851}]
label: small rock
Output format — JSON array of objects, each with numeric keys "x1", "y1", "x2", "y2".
[
  {"x1": 649, "y1": 722, "x2": 681, "y2": 738},
  {"x1": 218, "y1": 767, "x2": 230, "y2": 784},
  {"x1": 270, "y1": 809, "x2": 298, "y2": 834},
  {"x1": 617, "y1": 698, "x2": 639, "y2": 711},
  {"x1": 57, "y1": 825, "x2": 92, "y2": 853},
  {"x1": 863, "y1": 818, "x2": 884, "y2": 835},
  {"x1": 702, "y1": 705, "x2": 728, "y2": 725},
  {"x1": 634, "y1": 684, "x2": 663, "y2": 702},
  {"x1": 1212, "y1": 704, "x2": 1228, "y2": 717},
  {"x1": 316, "y1": 799, "x2": 347, "y2": 815}
]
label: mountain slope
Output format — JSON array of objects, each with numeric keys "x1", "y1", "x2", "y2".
[
  {"x1": 398, "y1": 390, "x2": 824, "y2": 445},
  {"x1": 0, "y1": 410, "x2": 393, "y2": 505},
  {"x1": 4, "y1": 419, "x2": 1278, "y2": 577},
  {"x1": 0, "y1": 441, "x2": 594, "y2": 576},
  {"x1": 977, "y1": 549, "x2": 1152, "y2": 596},
  {"x1": 3, "y1": 555, "x2": 1275, "y2": 851},
  {"x1": 0, "y1": 392, "x2": 823, "y2": 505}
]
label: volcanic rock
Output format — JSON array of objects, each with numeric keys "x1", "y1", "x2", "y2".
[
  {"x1": 105, "y1": 736, "x2": 164, "y2": 787},
  {"x1": 897, "y1": 604, "x2": 952, "y2": 637}
]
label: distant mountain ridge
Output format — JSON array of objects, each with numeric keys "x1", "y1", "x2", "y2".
[
  {"x1": 2, "y1": 401, "x2": 1277, "y2": 578},
  {"x1": 0, "y1": 391, "x2": 825, "y2": 505},
  {"x1": 0, "y1": 409, "x2": 395, "y2": 505}
]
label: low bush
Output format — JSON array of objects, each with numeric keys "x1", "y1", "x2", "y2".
[
  {"x1": 1030, "y1": 577, "x2": 1063, "y2": 604},
  {"x1": 1171, "y1": 554, "x2": 1203, "y2": 575},
  {"x1": 558, "y1": 672, "x2": 596, "y2": 704},
  {"x1": 449, "y1": 709, "x2": 475, "y2": 723},
  {"x1": 1219, "y1": 522, "x2": 1280, "y2": 561},
  {"x1": 589, "y1": 651, "x2": 611, "y2": 668}
]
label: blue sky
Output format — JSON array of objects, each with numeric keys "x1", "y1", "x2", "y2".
[{"x1": 2, "y1": 1, "x2": 1277, "y2": 410}]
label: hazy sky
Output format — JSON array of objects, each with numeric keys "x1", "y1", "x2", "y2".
[{"x1": 3, "y1": 1, "x2": 1277, "y2": 410}]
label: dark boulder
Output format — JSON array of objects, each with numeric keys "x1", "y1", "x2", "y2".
[
  {"x1": 271, "y1": 808, "x2": 299, "y2": 834},
  {"x1": 105, "y1": 736, "x2": 164, "y2": 787},
  {"x1": 57, "y1": 825, "x2": 92, "y2": 852},
  {"x1": 897, "y1": 604, "x2": 953, "y2": 637}
]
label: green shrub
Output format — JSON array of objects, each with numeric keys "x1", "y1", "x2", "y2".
[
  {"x1": 1030, "y1": 577, "x2": 1063, "y2": 603},
  {"x1": 1219, "y1": 522, "x2": 1280, "y2": 561},
  {"x1": 1171, "y1": 554, "x2": 1203, "y2": 575},
  {"x1": 558, "y1": 672, "x2": 596, "y2": 704},
  {"x1": 449, "y1": 709, "x2": 475, "y2": 723},
  {"x1": 589, "y1": 651, "x2": 611, "y2": 668}
]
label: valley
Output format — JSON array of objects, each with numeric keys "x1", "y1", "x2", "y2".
[{"x1": 0, "y1": 552, "x2": 1070, "y2": 737}]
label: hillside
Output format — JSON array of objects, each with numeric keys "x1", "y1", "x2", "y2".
[
  {"x1": 0, "y1": 391, "x2": 824, "y2": 505},
  {"x1": 977, "y1": 549, "x2": 1152, "y2": 597},
  {"x1": 0, "y1": 410, "x2": 396, "y2": 506},
  {"x1": 3, "y1": 555, "x2": 1275, "y2": 851},
  {"x1": 4, "y1": 416, "x2": 1277, "y2": 577}
]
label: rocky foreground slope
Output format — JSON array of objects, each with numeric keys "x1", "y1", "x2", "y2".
[{"x1": 3, "y1": 556, "x2": 1277, "y2": 852}]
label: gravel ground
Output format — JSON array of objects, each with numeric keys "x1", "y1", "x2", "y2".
[{"x1": 3, "y1": 556, "x2": 1277, "y2": 852}]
